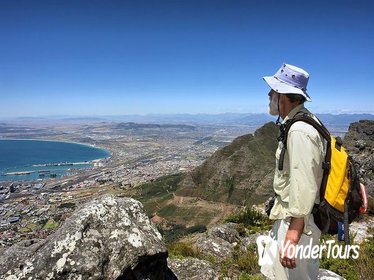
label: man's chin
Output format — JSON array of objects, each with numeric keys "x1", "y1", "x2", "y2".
[{"x1": 268, "y1": 106, "x2": 279, "y2": 116}]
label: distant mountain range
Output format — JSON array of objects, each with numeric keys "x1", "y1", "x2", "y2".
[{"x1": 4, "y1": 113, "x2": 374, "y2": 128}]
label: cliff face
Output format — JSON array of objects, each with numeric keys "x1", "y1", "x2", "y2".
[
  {"x1": 344, "y1": 120, "x2": 374, "y2": 196},
  {"x1": 177, "y1": 122, "x2": 279, "y2": 206}
]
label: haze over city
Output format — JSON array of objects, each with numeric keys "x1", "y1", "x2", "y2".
[{"x1": 1, "y1": 0, "x2": 373, "y2": 118}]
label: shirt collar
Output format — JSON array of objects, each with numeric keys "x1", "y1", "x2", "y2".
[{"x1": 282, "y1": 104, "x2": 306, "y2": 124}]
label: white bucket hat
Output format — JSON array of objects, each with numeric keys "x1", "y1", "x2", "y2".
[{"x1": 263, "y1": 63, "x2": 311, "y2": 101}]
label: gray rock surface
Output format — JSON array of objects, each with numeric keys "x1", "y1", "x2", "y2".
[
  {"x1": 344, "y1": 120, "x2": 374, "y2": 196},
  {"x1": 318, "y1": 268, "x2": 346, "y2": 280},
  {"x1": 168, "y1": 258, "x2": 219, "y2": 280},
  {"x1": 0, "y1": 195, "x2": 175, "y2": 280},
  {"x1": 240, "y1": 233, "x2": 262, "y2": 252},
  {"x1": 195, "y1": 235, "x2": 234, "y2": 261},
  {"x1": 208, "y1": 222, "x2": 240, "y2": 244}
]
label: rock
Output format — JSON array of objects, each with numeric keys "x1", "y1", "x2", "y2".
[
  {"x1": 349, "y1": 216, "x2": 374, "y2": 243},
  {"x1": 354, "y1": 140, "x2": 366, "y2": 150},
  {"x1": 240, "y1": 233, "x2": 262, "y2": 252},
  {"x1": 195, "y1": 235, "x2": 234, "y2": 260},
  {"x1": 208, "y1": 223, "x2": 240, "y2": 244},
  {"x1": 0, "y1": 195, "x2": 176, "y2": 280},
  {"x1": 344, "y1": 120, "x2": 374, "y2": 196},
  {"x1": 168, "y1": 258, "x2": 219, "y2": 280},
  {"x1": 318, "y1": 268, "x2": 346, "y2": 279}
]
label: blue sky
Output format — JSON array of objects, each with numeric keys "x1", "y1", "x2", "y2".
[{"x1": 1, "y1": 0, "x2": 373, "y2": 118}]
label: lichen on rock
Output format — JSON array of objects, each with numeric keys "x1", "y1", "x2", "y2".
[{"x1": 0, "y1": 195, "x2": 173, "y2": 280}]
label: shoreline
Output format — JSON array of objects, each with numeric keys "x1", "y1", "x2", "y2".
[
  {"x1": 0, "y1": 138, "x2": 112, "y2": 158},
  {"x1": 0, "y1": 139, "x2": 112, "y2": 182}
]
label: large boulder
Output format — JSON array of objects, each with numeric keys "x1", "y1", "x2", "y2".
[
  {"x1": 0, "y1": 195, "x2": 175, "y2": 280},
  {"x1": 193, "y1": 223, "x2": 243, "y2": 261}
]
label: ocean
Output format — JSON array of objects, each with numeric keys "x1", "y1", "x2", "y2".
[{"x1": 0, "y1": 139, "x2": 110, "y2": 182}]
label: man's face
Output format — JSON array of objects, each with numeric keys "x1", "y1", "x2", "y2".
[{"x1": 268, "y1": 90, "x2": 279, "y2": 116}]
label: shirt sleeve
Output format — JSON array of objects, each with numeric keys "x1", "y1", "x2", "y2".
[{"x1": 286, "y1": 128, "x2": 323, "y2": 218}]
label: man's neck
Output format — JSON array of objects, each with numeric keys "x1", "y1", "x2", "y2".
[
  {"x1": 280, "y1": 103, "x2": 300, "y2": 119},
  {"x1": 282, "y1": 104, "x2": 305, "y2": 121}
]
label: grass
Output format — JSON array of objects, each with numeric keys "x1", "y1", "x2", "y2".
[
  {"x1": 135, "y1": 173, "x2": 185, "y2": 216},
  {"x1": 225, "y1": 206, "x2": 272, "y2": 230},
  {"x1": 161, "y1": 224, "x2": 207, "y2": 244},
  {"x1": 19, "y1": 223, "x2": 38, "y2": 233},
  {"x1": 167, "y1": 240, "x2": 203, "y2": 259},
  {"x1": 136, "y1": 173, "x2": 183, "y2": 201},
  {"x1": 319, "y1": 228, "x2": 374, "y2": 280},
  {"x1": 43, "y1": 219, "x2": 59, "y2": 230},
  {"x1": 165, "y1": 207, "x2": 374, "y2": 279},
  {"x1": 229, "y1": 243, "x2": 260, "y2": 275}
]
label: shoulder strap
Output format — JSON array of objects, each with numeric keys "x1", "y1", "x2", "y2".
[{"x1": 278, "y1": 113, "x2": 331, "y2": 171}]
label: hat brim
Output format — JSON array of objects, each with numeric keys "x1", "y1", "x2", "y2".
[{"x1": 263, "y1": 76, "x2": 311, "y2": 101}]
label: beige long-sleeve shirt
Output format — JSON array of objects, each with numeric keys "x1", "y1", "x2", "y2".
[{"x1": 269, "y1": 104, "x2": 325, "y2": 234}]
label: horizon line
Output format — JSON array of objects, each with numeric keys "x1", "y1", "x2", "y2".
[{"x1": 1, "y1": 111, "x2": 374, "y2": 121}]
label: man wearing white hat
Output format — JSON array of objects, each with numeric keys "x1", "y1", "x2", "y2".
[{"x1": 262, "y1": 64, "x2": 324, "y2": 280}]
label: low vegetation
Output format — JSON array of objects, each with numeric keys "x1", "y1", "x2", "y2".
[
  {"x1": 135, "y1": 173, "x2": 183, "y2": 215},
  {"x1": 225, "y1": 206, "x2": 272, "y2": 231},
  {"x1": 319, "y1": 229, "x2": 374, "y2": 280},
  {"x1": 166, "y1": 204, "x2": 374, "y2": 279},
  {"x1": 160, "y1": 224, "x2": 207, "y2": 244}
]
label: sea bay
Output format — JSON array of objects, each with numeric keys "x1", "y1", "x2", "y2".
[{"x1": 0, "y1": 139, "x2": 110, "y2": 181}]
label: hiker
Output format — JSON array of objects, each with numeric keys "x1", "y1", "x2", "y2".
[{"x1": 263, "y1": 63, "x2": 324, "y2": 280}]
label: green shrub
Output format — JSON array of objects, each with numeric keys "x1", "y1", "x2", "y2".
[
  {"x1": 219, "y1": 242, "x2": 260, "y2": 278},
  {"x1": 137, "y1": 173, "x2": 183, "y2": 200},
  {"x1": 43, "y1": 220, "x2": 59, "y2": 230},
  {"x1": 353, "y1": 230, "x2": 374, "y2": 279},
  {"x1": 162, "y1": 224, "x2": 207, "y2": 244},
  {"x1": 235, "y1": 243, "x2": 260, "y2": 275},
  {"x1": 225, "y1": 207, "x2": 271, "y2": 229},
  {"x1": 320, "y1": 232, "x2": 374, "y2": 280},
  {"x1": 168, "y1": 241, "x2": 200, "y2": 258},
  {"x1": 225, "y1": 176, "x2": 235, "y2": 200},
  {"x1": 239, "y1": 273, "x2": 263, "y2": 280},
  {"x1": 367, "y1": 196, "x2": 374, "y2": 215}
]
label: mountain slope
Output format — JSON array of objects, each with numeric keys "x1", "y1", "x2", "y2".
[{"x1": 177, "y1": 122, "x2": 279, "y2": 206}]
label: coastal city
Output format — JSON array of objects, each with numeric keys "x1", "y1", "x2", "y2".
[
  {"x1": 0, "y1": 119, "x2": 252, "y2": 249},
  {"x1": 0, "y1": 114, "x2": 370, "y2": 250}
]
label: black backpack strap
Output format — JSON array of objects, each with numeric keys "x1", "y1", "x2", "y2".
[
  {"x1": 277, "y1": 113, "x2": 331, "y2": 171},
  {"x1": 277, "y1": 114, "x2": 334, "y2": 228}
]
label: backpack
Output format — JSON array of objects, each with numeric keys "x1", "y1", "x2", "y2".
[{"x1": 277, "y1": 113, "x2": 365, "y2": 244}]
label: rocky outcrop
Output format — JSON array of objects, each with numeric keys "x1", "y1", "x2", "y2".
[
  {"x1": 0, "y1": 195, "x2": 176, "y2": 280},
  {"x1": 171, "y1": 222, "x2": 346, "y2": 279},
  {"x1": 344, "y1": 120, "x2": 374, "y2": 196}
]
